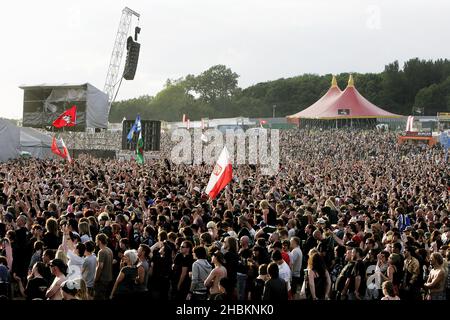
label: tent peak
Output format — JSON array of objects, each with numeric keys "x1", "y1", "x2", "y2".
[
  {"x1": 331, "y1": 75, "x2": 338, "y2": 88},
  {"x1": 347, "y1": 74, "x2": 354, "y2": 87}
]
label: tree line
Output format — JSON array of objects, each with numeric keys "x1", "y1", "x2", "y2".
[{"x1": 109, "y1": 58, "x2": 450, "y2": 123}]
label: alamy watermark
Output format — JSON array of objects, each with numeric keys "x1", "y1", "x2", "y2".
[{"x1": 171, "y1": 128, "x2": 280, "y2": 175}]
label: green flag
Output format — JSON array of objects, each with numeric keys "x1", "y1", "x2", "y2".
[{"x1": 136, "y1": 131, "x2": 144, "y2": 164}]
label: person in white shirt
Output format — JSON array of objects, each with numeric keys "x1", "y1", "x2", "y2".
[
  {"x1": 289, "y1": 237, "x2": 303, "y2": 297},
  {"x1": 272, "y1": 250, "x2": 291, "y2": 293},
  {"x1": 59, "y1": 228, "x2": 85, "y2": 280}
]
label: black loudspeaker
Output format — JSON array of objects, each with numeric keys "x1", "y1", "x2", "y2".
[
  {"x1": 123, "y1": 36, "x2": 140, "y2": 80},
  {"x1": 122, "y1": 120, "x2": 161, "y2": 151}
]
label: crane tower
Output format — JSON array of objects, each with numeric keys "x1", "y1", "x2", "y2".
[{"x1": 104, "y1": 7, "x2": 140, "y2": 104}]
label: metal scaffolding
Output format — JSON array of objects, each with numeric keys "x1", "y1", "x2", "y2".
[{"x1": 104, "y1": 7, "x2": 140, "y2": 104}]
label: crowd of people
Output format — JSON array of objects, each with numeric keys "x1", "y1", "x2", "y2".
[{"x1": 0, "y1": 128, "x2": 448, "y2": 301}]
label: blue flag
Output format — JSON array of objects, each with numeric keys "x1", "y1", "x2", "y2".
[{"x1": 127, "y1": 115, "x2": 141, "y2": 142}]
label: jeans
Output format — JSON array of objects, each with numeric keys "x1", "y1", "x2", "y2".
[{"x1": 236, "y1": 273, "x2": 248, "y2": 301}]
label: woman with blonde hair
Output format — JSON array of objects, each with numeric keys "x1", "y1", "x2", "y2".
[
  {"x1": 109, "y1": 249, "x2": 139, "y2": 300},
  {"x1": 55, "y1": 250, "x2": 68, "y2": 266},
  {"x1": 78, "y1": 221, "x2": 92, "y2": 243},
  {"x1": 76, "y1": 278, "x2": 91, "y2": 300},
  {"x1": 424, "y1": 252, "x2": 447, "y2": 300},
  {"x1": 325, "y1": 197, "x2": 337, "y2": 212}
]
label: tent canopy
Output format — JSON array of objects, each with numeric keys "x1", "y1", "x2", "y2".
[
  {"x1": 287, "y1": 75, "x2": 342, "y2": 122},
  {"x1": 0, "y1": 119, "x2": 20, "y2": 162},
  {"x1": 0, "y1": 119, "x2": 64, "y2": 162},
  {"x1": 20, "y1": 127, "x2": 64, "y2": 160},
  {"x1": 287, "y1": 75, "x2": 402, "y2": 121}
]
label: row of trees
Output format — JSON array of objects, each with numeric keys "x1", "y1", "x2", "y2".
[{"x1": 109, "y1": 58, "x2": 450, "y2": 123}]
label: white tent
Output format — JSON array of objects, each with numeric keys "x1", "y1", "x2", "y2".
[
  {"x1": 0, "y1": 119, "x2": 20, "y2": 162},
  {"x1": 20, "y1": 127, "x2": 63, "y2": 159},
  {"x1": 0, "y1": 119, "x2": 65, "y2": 162}
]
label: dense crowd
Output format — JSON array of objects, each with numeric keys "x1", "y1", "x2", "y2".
[{"x1": 0, "y1": 128, "x2": 448, "y2": 301}]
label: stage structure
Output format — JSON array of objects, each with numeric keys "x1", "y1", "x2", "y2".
[
  {"x1": 20, "y1": 83, "x2": 110, "y2": 131},
  {"x1": 104, "y1": 7, "x2": 140, "y2": 104},
  {"x1": 122, "y1": 120, "x2": 161, "y2": 151}
]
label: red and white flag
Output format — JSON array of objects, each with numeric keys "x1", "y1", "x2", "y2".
[
  {"x1": 51, "y1": 136, "x2": 72, "y2": 163},
  {"x1": 205, "y1": 146, "x2": 233, "y2": 199},
  {"x1": 52, "y1": 105, "x2": 77, "y2": 128},
  {"x1": 51, "y1": 136, "x2": 63, "y2": 158},
  {"x1": 260, "y1": 119, "x2": 267, "y2": 128},
  {"x1": 406, "y1": 116, "x2": 414, "y2": 132},
  {"x1": 60, "y1": 138, "x2": 72, "y2": 163}
]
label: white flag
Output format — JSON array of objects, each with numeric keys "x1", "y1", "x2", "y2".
[
  {"x1": 205, "y1": 146, "x2": 233, "y2": 199},
  {"x1": 406, "y1": 116, "x2": 414, "y2": 132}
]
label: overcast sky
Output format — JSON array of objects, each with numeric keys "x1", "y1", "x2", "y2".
[{"x1": 1, "y1": 0, "x2": 449, "y2": 119}]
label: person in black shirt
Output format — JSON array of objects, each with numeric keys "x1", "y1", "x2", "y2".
[
  {"x1": 349, "y1": 248, "x2": 366, "y2": 300},
  {"x1": 335, "y1": 246, "x2": 355, "y2": 300},
  {"x1": 260, "y1": 200, "x2": 277, "y2": 227},
  {"x1": 303, "y1": 224, "x2": 317, "y2": 261},
  {"x1": 40, "y1": 249, "x2": 55, "y2": 284},
  {"x1": 263, "y1": 262, "x2": 288, "y2": 300},
  {"x1": 150, "y1": 240, "x2": 172, "y2": 300},
  {"x1": 223, "y1": 236, "x2": 239, "y2": 297},
  {"x1": 43, "y1": 218, "x2": 60, "y2": 250},
  {"x1": 12, "y1": 215, "x2": 31, "y2": 279},
  {"x1": 14, "y1": 262, "x2": 49, "y2": 300},
  {"x1": 172, "y1": 240, "x2": 193, "y2": 300},
  {"x1": 250, "y1": 264, "x2": 269, "y2": 301}
]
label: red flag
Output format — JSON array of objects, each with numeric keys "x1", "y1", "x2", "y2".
[
  {"x1": 51, "y1": 136, "x2": 72, "y2": 162},
  {"x1": 52, "y1": 105, "x2": 77, "y2": 128},
  {"x1": 51, "y1": 136, "x2": 64, "y2": 158},
  {"x1": 205, "y1": 147, "x2": 233, "y2": 199}
]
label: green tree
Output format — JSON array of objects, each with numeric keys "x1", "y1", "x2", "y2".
[
  {"x1": 415, "y1": 76, "x2": 450, "y2": 115},
  {"x1": 187, "y1": 65, "x2": 239, "y2": 103},
  {"x1": 109, "y1": 95, "x2": 153, "y2": 122},
  {"x1": 109, "y1": 59, "x2": 450, "y2": 122}
]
